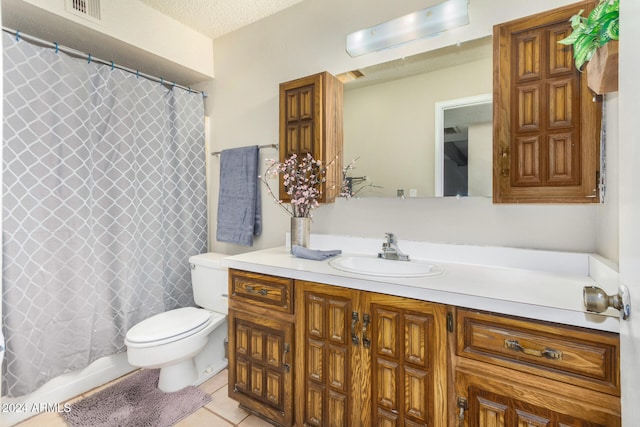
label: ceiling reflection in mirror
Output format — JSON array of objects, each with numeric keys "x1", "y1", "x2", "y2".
[{"x1": 339, "y1": 36, "x2": 493, "y2": 198}]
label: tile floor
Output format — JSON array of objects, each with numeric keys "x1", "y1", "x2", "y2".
[{"x1": 14, "y1": 369, "x2": 274, "y2": 427}]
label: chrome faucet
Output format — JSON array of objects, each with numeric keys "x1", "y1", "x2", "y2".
[{"x1": 378, "y1": 233, "x2": 410, "y2": 261}]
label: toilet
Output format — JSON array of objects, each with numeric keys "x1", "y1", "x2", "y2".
[{"x1": 125, "y1": 253, "x2": 229, "y2": 392}]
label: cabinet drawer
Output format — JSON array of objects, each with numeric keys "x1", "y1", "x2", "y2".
[
  {"x1": 229, "y1": 269, "x2": 293, "y2": 313},
  {"x1": 456, "y1": 309, "x2": 619, "y2": 395}
]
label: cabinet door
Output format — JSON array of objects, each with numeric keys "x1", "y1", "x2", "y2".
[
  {"x1": 279, "y1": 72, "x2": 343, "y2": 203},
  {"x1": 282, "y1": 83, "x2": 315, "y2": 157},
  {"x1": 456, "y1": 368, "x2": 620, "y2": 427},
  {"x1": 296, "y1": 281, "x2": 362, "y2": 427},
  {"x1": 467, "y1": 385, "x2": 613, "y2": 427},
  {"x1": 228, "y1": 308, "x2": 294, "y2": 426},
  {"x1": 493, "y1": 1, "x2": 601, "y2": 203},
  {"x1": 368, "y1": 294, "x2": 448, "y2": 427}
]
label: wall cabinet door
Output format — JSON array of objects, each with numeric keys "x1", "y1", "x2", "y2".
[
  {"x1": 493, "y1": 1, "x2": 602, "y2": 203},
  {"x1": 295, "y1": 281, "x2": 448, "y2": 427},
  {"x1": 279, "y1": 72, "x2": 343, "y2": 203}
]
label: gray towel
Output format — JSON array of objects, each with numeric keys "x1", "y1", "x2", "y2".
[
  {"x1": 292, "y1": 245, "x2": 342, "y2": 260},
  {"x1": 216, "y1": 146, "x2": 262, "y2": 246}
]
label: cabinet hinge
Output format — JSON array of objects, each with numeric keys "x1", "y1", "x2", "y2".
[
  {"x1": 447, "y1": 311, "x2": 454, "y2": 333},
  {"x1": 283, "y1": 343, "x2": 291, "y2": 373},
  {"x1": 457, "y1": 397, "x2": 468, "y2": 427}
]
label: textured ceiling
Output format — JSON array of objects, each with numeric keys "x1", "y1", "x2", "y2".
[{"x1": 138, "y1": 0, "x2": 305, "y2": 39}]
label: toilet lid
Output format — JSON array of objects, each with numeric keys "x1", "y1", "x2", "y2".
[{"x1": 126, "y1": 307, "x2": 212, "y2": 344}]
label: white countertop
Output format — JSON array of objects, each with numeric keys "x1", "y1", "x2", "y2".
[{"x1": 222, "y1": 235, "x2": 620, "y2": 333}]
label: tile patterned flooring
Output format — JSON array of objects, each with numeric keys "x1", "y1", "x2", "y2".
[{"x1": 14, "y1": 369, "x2": 274, "y2": 427}]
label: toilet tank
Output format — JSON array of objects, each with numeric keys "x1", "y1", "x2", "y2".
[{"x1": 189, "y1": 253, "x2": 228, "y2": 314}]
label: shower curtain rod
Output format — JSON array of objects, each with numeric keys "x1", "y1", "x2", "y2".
[{"x1": 2, "y1": 27, "x2": 207, "y2": 97}]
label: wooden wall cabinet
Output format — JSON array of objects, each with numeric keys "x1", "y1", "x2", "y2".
[
  {"x1": 454, "y1": 308, "x2": 621, "y2": 426},
  {"x1": 295, "y1": 281, "x2": 448, "y2": 427},
  {"x1": 279, "y1": 71, "x2": 343, "y2": 203},
  {"x1": 493, "y1": 1, "x2": 602, "y2": 203}
]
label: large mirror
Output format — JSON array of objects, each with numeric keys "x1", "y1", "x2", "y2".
[{"x1": 340, "y1": 36, "x2": 493, "y2": 198}]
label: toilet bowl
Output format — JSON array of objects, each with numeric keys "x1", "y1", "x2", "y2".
[{"x1": 125, "y1": 253, "x2": 228, "y2": 392}]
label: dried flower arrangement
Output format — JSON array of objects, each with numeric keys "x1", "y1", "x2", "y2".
[{"x1": 262, "y1": 153, "x2": 326, "y2": 218}]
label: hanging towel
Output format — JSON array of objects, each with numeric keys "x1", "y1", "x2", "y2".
[{"x1": 216, "y1": 146, "x2": 262, "y2": 246}]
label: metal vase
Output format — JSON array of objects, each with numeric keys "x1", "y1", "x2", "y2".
[{"x1": 290, "y1": 217, "x2": 310, "y2": 251}]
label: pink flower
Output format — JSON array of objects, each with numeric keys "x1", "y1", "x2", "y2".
[{"x1": 261, "y1": 152, "x2": 327, "y2": 218}]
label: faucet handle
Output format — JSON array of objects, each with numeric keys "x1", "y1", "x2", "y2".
[{"x1": 385, "y1": 232, "x2": 397, "y2": 243}]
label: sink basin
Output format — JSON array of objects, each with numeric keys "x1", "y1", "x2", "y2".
[{"x1": 329, "y1": 255, "x2": 443, "y2": 278}]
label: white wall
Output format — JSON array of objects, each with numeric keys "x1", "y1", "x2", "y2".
[
  {"x1": 200, "y1": 0, "x2": 613, "y2": 256},
  {"x1": 468, "y1": 122, "x2": 492, "y2": 197},
  {"x1": 618, "y1": 0, "x2": 640, "y2": 423},
  {"x1": 1, "y1": 0, "x2": 214, "y2": 84}
]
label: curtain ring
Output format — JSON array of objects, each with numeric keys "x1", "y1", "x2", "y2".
[
  {"x1": 111, "y1": 61, "x2": 115, "y2": 71},
  {"x1": 87, "y1": 54, "x2": 92, "y2": 64},
  {"x1": 15, "y1": 30, "x2": 20, "y2": 41},
  {"x1": 55, "y1": 42, "x2": 59, "y2": 53},
  {"x1": 136, "y1": 70, "x2": 140, "y2": 79}
]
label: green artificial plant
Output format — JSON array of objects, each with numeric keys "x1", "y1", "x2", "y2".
[{"x1": 558, "y1": 0, "x2": 619, "y2": 70}]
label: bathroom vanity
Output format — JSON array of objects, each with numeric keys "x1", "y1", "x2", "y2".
[{"x1": 224, "y1": 235, "x2": 621, "y2": 426}]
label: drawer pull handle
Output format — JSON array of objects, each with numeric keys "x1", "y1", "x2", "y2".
[
  {"x1": 246, "y1": 285, "x2": 268, "y2": 296},
  {"x1": 504, "y1": 339, "x2": 562, "y2": 360}
]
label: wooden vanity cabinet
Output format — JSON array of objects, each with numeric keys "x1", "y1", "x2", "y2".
[
  {"x1": 493, "y1": 1, "x2": 602, "y2": 203},
  {"x1": 227, "y1": 269, "x2": 621, "y2": 427},
  {"x1": 227, "y1": 269, "x2": 295, "y2": 426},
  {"x1": 453, "y1": 308, "x2": 621, "y2": 426},
  {"x1": 295, "y1": 281, "x2": 448, "y2": 427},
  {"x1": 279, "y1": 71, "x2": 343, "y2": 203}
]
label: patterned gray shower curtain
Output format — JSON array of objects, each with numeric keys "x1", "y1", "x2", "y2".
[{"x1": 2, "y1": 32, "x2": 207, "y2": 397}]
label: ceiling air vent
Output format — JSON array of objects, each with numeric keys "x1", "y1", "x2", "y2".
[
  {"x1": 65, "y1": 0, "x2": 102, "y2": 23},
  {"x1": 444, "y1": 126, "x2": 460, "y2": 135}
]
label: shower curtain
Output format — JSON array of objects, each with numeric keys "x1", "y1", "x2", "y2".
[{"x1": 2, "y1": 33, "x2": 207, "y2": 397}]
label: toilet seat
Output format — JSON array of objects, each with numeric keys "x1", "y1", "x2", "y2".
[{"x1": 125, "y1": 307, "x2": 213, "y2": 348}]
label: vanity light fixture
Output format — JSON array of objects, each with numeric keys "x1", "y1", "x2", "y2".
[{"x1": 346, "y1": 0, "x2": 470, "y2": 57}]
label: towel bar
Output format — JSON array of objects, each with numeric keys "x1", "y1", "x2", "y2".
[{"x1": 212, "y1": 144, "x2": 278, "y2": 157}]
